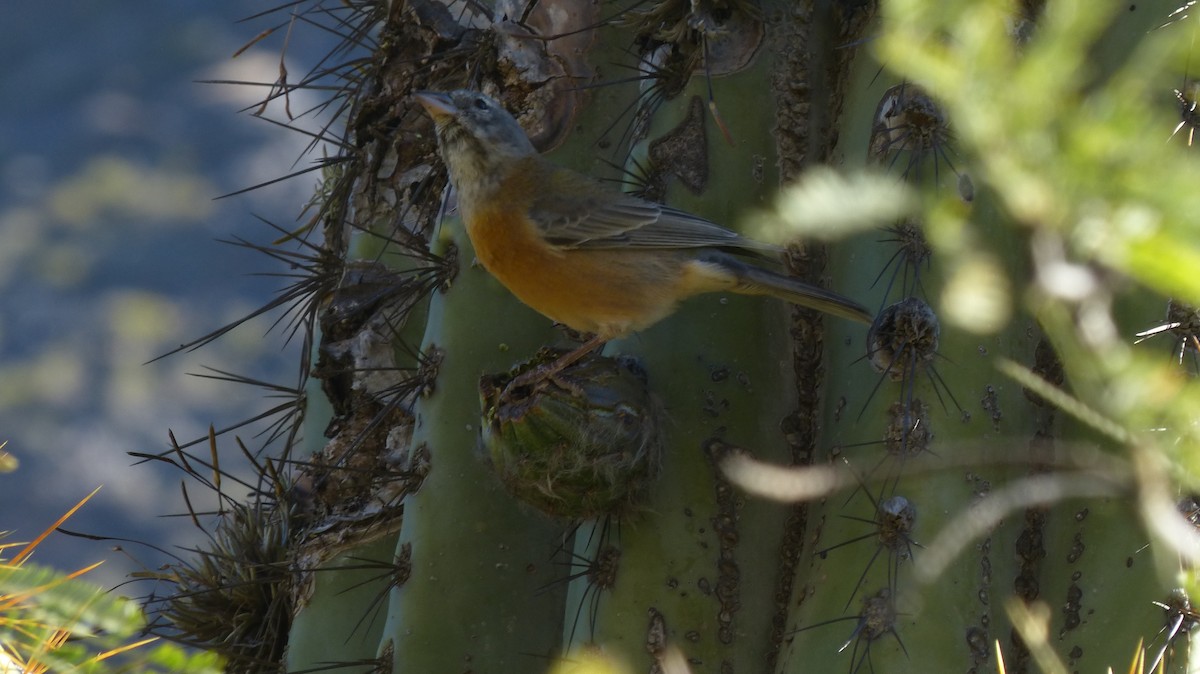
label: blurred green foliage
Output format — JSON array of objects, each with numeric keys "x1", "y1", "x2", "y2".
[
  {"x1": 0, "y1": 560, "x2": 224, "y2": 673},
  {"x1": 878, "y1": 0, "x2": 1200, "y2": 487}
]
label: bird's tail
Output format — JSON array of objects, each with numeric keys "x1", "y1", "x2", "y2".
[{"x1": 708, "y1": 253, "x2": 874, "y2": 324}]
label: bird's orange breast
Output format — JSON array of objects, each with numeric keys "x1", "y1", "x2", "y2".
[
  {"x1": 464, "y1": 206, "x2": 622, "y2": 337},
  {"x1": 457, "y1": 163, "x2": 738, "y2": 338},
  {"x1": 463, "y1": 209, "x2": 692, "y2": 337}
]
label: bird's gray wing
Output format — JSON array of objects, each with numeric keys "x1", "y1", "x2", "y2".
[{"x1": 530, "y1": 178, "x2": 777, "y2": 254}]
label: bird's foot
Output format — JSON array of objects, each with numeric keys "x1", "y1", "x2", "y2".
[
  {"x1": 501, "y1": 364, "x2": 554, "y2": 399},
  {"x1": 500, "y1": 335, "x2": 608, "y2": 400}
]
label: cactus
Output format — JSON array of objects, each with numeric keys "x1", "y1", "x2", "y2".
[{"x1": 142, "y1": 0, "x2": 1200, "y2": 672}]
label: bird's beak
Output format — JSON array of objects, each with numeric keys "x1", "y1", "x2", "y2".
[{"x1": 414, "y1": 91, "x2": 456, "y2": 121}]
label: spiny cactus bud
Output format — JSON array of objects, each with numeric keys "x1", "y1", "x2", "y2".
[
  {"x1": 479, "y1": 349, "x2": 665, "y2": 519},
  {"x1": 867, "y1": 297, "x2": 940, "y2": 380}
]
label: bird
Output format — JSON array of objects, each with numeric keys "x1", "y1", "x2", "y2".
[{"x1": 415, "y1": 89, "x2": 873, "y2": 387}]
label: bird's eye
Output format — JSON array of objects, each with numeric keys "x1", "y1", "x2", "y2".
[{"x1": 473, "y1": 97, "x2": 489, "y2": 111}]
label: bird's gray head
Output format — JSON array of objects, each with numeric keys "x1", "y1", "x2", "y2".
[{"x1": 414, "y1": 90, "x2": 537, "y2": 194}]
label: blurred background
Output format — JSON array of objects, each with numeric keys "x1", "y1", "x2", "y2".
[{"x1": 2, "y1": 2, "x2": 340, "y2": 589}]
